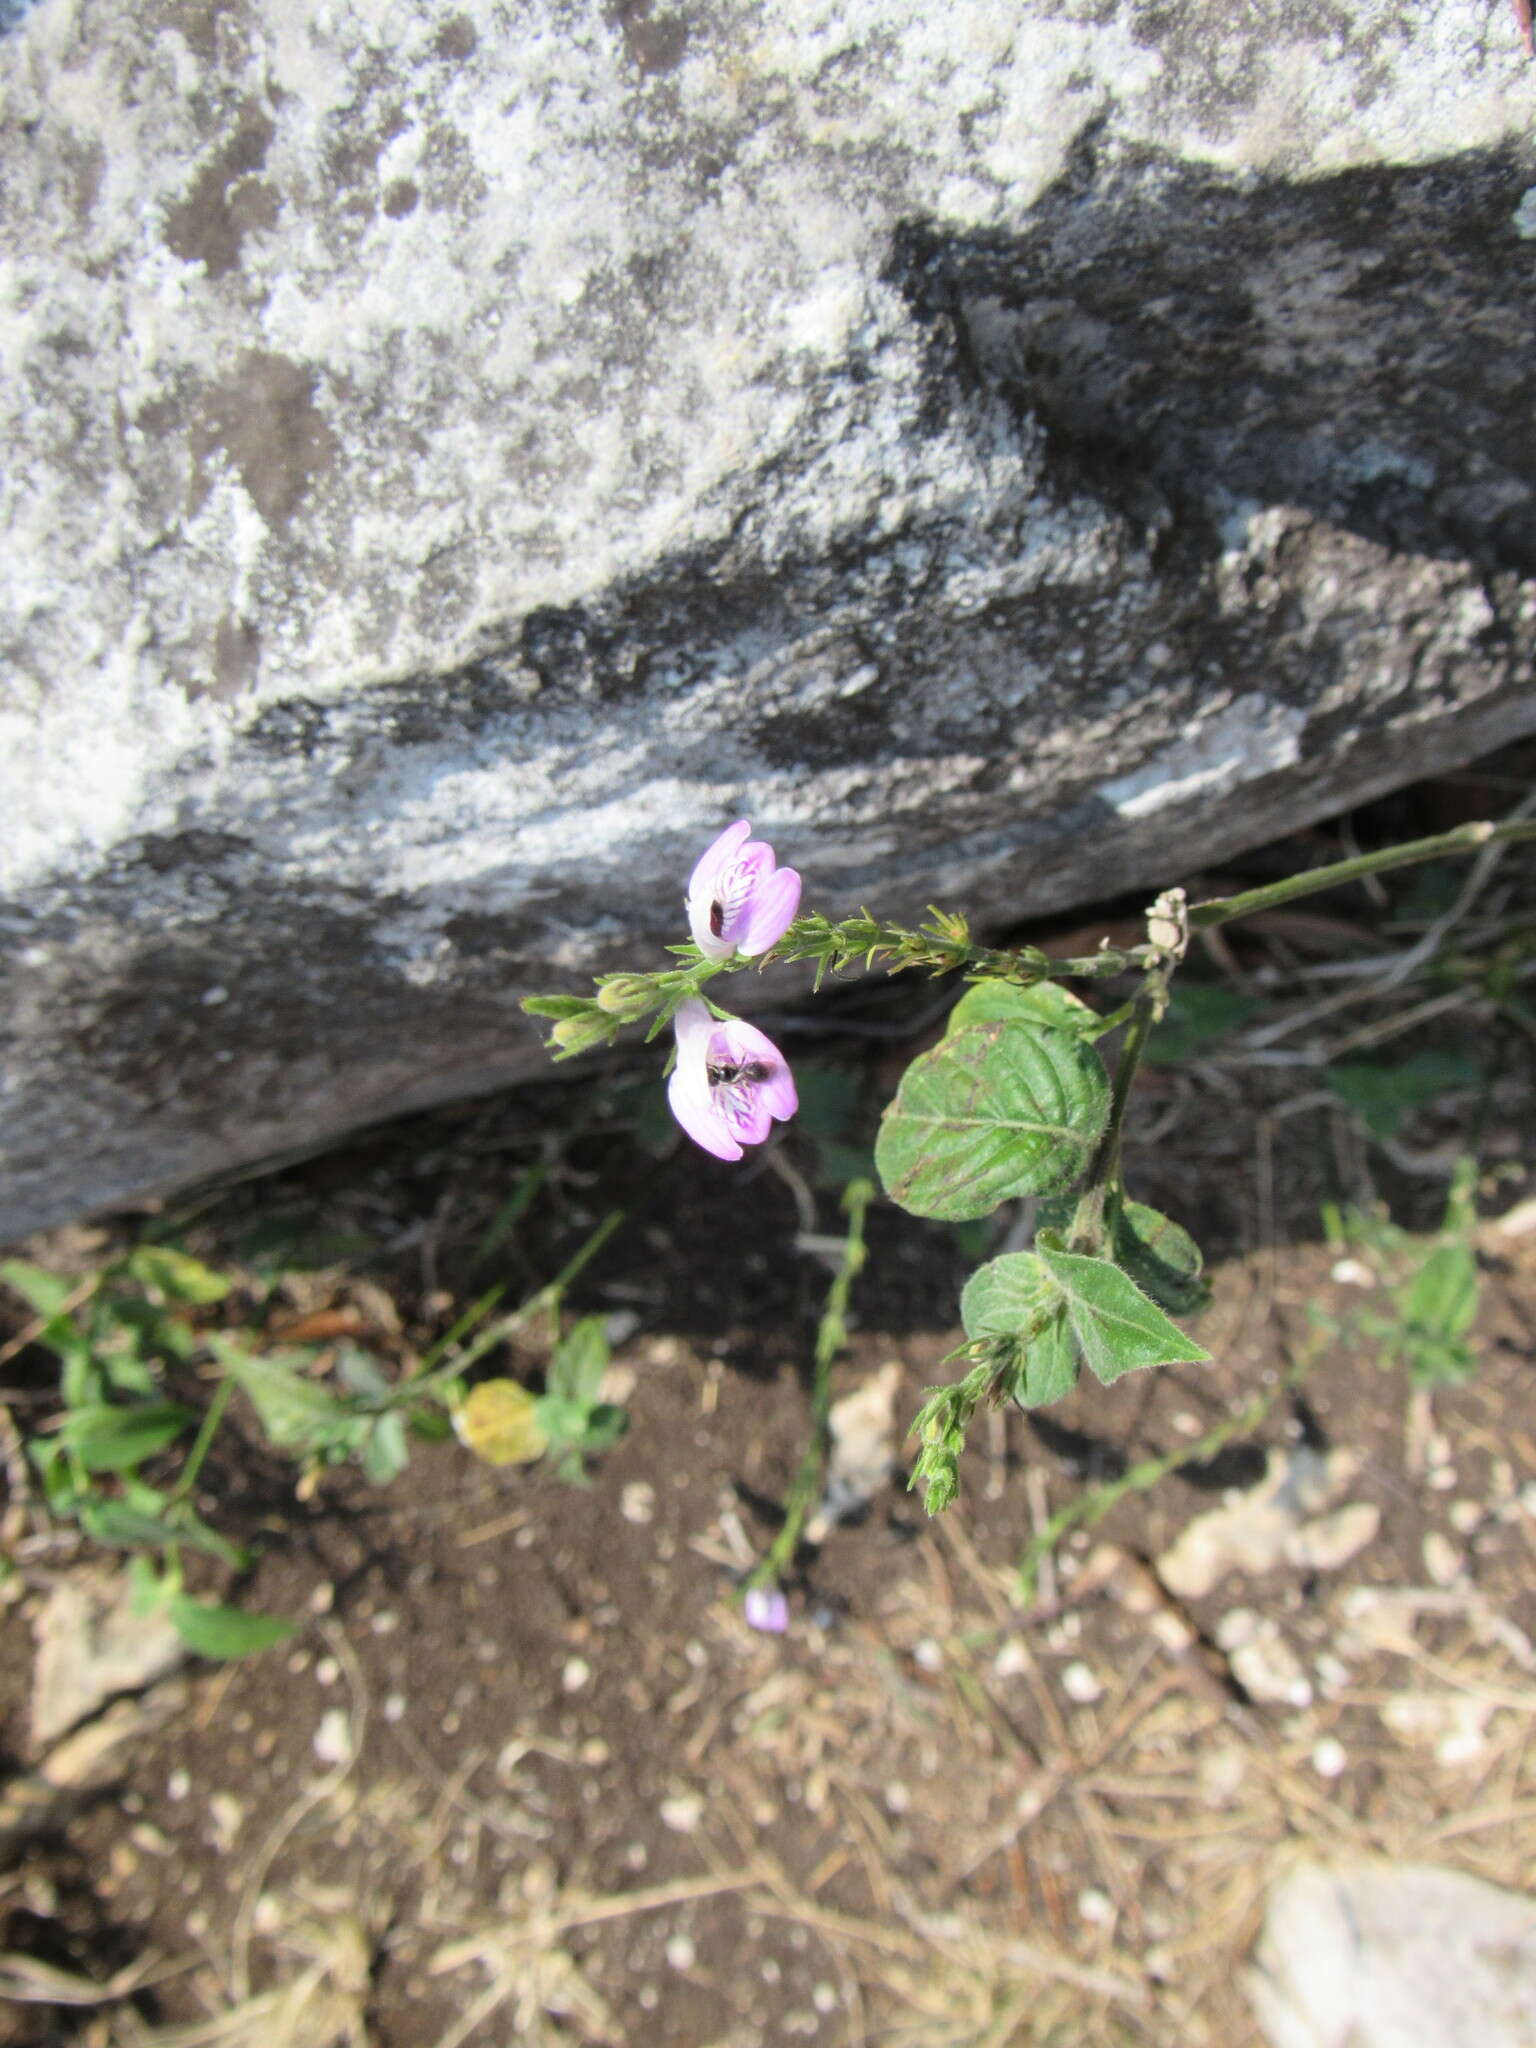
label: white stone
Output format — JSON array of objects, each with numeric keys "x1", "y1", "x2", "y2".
[{"x1": 1249, "y1": 1861, "x2": 1536, "y2": 2048}]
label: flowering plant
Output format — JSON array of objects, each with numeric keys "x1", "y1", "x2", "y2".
[{"x1": 524, "y1": 810, "x2": 1536, "y2": 1512}]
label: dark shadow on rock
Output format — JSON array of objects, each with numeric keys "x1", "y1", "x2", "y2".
[{"x1": 884, "y1": 131, "x2": 1536, "y2": 577}]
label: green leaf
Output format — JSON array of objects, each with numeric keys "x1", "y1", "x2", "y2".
[
  {"x1": 79, "y1": 1499, "x2": 173, "y2": 1550},
  {"x1": 128, "y1": 1554, "x2": 170, "y2": 1614},
  {"x1": 947, "y1": 980, "x2": 1100, "y2": 1038},
  {"x1": 534, "y1": 1393, "x2": 590, "y2": 1444},
  {"x1": 125, "y1": 1245, "x2": 231, "y2": 1305},
  {"x1": 549, "y1": 1317, "x2": 609, "y2": 1406},
  {"x1": 336, "y1": 1347, "x2": 392, "y2": 1405},
  {"x1": 1403, "y1": 1243, "x2": 1478, "y2": 1342},
  {"x1": 959, "y1": 1252, "x2": 1080, "y2": 1408},
  {"x1": 1033, "y1": 1247, "x2": 1210, "y2": 1385},
  {"x1": 0, "y1": 1260, "x2": 77, "y2": 1320},
  {"x1": 166, "y1": 1598, "x2": 295, "y2": 1660},
  {"x1": 961, "y1": 1251, "x2": 1058, "y2": 1343},
  {"x1": 1325, "y1": 1049, "x2": 1481, "y2": 1139},
  {"x1": 579, "y1": 1402, "x2": 629, "y2": 1451},
  {"x1": 57, "y1": 1401, "x2": 195, "y2": 1473},
  {"x1": 876, "y1": 1022, "x2": 1110, "y2": 1222},
  {"x1": 218, "y1": 1346, "x2": 358, "y2": 1453},
  {"x1": 1145, "y1": 983, "x2": 1262, "y2": 1063},
  {"x1": 1113, "y1": 1201, "x2": 1210, "y2": 1316},
  {"x1": 361, "y1": 1410, "x2": 410, "y2": 1485}
]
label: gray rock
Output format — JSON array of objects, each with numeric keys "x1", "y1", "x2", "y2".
[
  {"x1": 31, "y1": 1568, "x2": 186, "y2": 1748},
  {"x1": 2, "y1": 0, "x2": 1534, "y2": 1236},
  {"x1": 1249, "y1": 1860, "x2": 1536, "y2": 2047}
]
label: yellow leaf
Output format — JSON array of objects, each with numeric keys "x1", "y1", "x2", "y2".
[{"x1": 453, "y1": 1380, "x2": 547, "y2": 1466}]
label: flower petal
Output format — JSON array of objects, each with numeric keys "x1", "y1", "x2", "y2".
[
  {"x1": 667, "y1": 1063, "x2": 742, "y2": 1160},
  {"x1": 735, "y1": 865, "x2": 801, "y2": 956},
  {"x1": 668, "y1": 999, "x2": 744, "y2": 1159},
  {"x1": 686, "y1": 821, "x2": 754, "y2": 956},
  {"x1": 688, "y1": 820, "x2": 752, "y2": 904}
]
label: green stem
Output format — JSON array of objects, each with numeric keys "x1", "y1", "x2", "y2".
[
  {"x1": 747, "y1": 1180, "x2": 874, "y2": 1590},
  {"x1": 172, "y1": 1379, "x2": 233, "y2": 1502},
  {"x1": 1071, "y1": 982, "x2": 1162, "y2": 1251},
  {"x1": 1189, "y1": 819, "x2": 1536, "y2": 931},
  {"x1": 1017, "y1": 1332, "x2": 1325, "y2": 1603},
  {"x1": 408, "y1": 1210, "x2": 626, "y2": 1398}
]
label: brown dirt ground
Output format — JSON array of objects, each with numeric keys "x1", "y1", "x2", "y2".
[{"x1": 2, "y1": 766, "x2": 1536, "y2": 2048}]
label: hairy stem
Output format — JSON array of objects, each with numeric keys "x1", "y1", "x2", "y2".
[
  {"x1": 747, "y1": 1179, "x2": 873, "y2": 1589},
  {"x1": 1189, "y1": 819, "x2": 1536, "y2": 931}
]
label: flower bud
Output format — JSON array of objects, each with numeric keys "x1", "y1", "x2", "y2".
[
  {"x1": 549, "y1": 1011, "x2": 610, "y2": 1055},
  {"x1": 595, "y1": 975, "x2": 655, "y2": 1020}
]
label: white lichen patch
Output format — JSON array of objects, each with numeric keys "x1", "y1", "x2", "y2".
[{"x1": 1096, "y1": 697, "x2": 1307, "y2": 824}]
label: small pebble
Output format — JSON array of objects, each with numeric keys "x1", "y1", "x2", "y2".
[
  {"x1": 993, "y1": 1639, "x2": 1029, "y2": 1679},
  {"x1": 621, "y1": 1482, "x2": 656, "y2": 1526},
  {"x1": 912, "y1": 1637, "x2": 943, "y2": 1672},
  {"x1": 1330, "y1": 1258, "x2": 1375, "y2": 1287},
  {"x1": 313, "y1": 1709, "x2": 353, "y2": 1765},
  {"x1": 660, "y1": 1792, "x2": 704, "y2": 1834},
  {"x1": 1422, "y1": 1531, "x2": 1461, "y2": 1586},
  {"x1": 370, "y1": 1611, "x2": 400, "y2": 1635},
  {"x1": 383, "y1": 1694, "x2": 406, "y2": 1723},
  {"x1": 166, "y1": 1769, "x2": 190, "y2": 1802},
  {"x1": 665, "y1": 1934, "x2": 696, "y2": 1970},
  {"x1": 1062, "y1": 1661, "x2": 1103, "y2": 1704},
  {"x1": 884, "y1": 1782, "x2": 910, "y2": 1815},
  {"x1": 315, "y1": 1656, "x2": 340, "y2": 1686},
  {"x1": 562, "y1": 1656, "x2": 591, "y2": 1693},
  {"x1": 812, "y1": 1982, "x2": 838, "y2": 2014},
  {"x1": 1311, "y1": 1737, "x2": 1348, "y2": 1779},
  {"x1": 307, "y1": 1582, "x2": 335, "y2": 1614},
  {"x1": 1449, "y1": 1500, "x2": 1482, "y2": 1534}
]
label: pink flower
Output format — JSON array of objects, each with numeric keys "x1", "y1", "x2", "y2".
[
  {"x1": 685, "y1": 820, "x2": 801, "y2": 961},
  {"x1": 744, "y1": 1585, "x2": 790, "y2": 1633},
  {"x1": 667, "y1": 999, "x2": 798, "y2": 1161}
]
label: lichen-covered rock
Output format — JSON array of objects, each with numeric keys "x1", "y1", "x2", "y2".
[{"x1": 2, "y1": 0, "x2": 1534, "y2": 1236}]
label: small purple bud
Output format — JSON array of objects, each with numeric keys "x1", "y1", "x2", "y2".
[
  {"x1": 668, "y1": 999, "x2": 797, "y2": 1161},
  {"x1": 744, "y1": 1585, "x2": 789, "y2": 1634},
  {"x1": 686, "y1": 820, "x2": 801, "y2": 961}
]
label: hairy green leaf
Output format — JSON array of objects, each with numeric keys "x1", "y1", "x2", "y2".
[
  {"x1": 960, "y1": 1252, "x2": 1080, "y2": 1409},
  {"x1": 1113, "y1": 1201, "x2": 1210, "y2": 1316},
  {"x1": 1033, "y1": 1247, "x2": 1210, "y2": 1385},
  {"x1": 947, "y1": 980, "x2": 1099, "y2": 1038},
  {"x1": 876, "y1": 1023, "x2": 1109, "y2": 1221}
]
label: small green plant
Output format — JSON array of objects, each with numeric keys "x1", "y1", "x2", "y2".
[
  {"x1": 1322, "y1": 1166, "x2": 1481, "y2": 1389},
  {"x1": 454, "y1": 1313, "x2": 631, "y2": 1481},
  {"x1": 525, "y1": 807, "x2": 1535, "y2": 1510},
  {"x1": 2, "y1": 1209, "x2": 630, "y2": 1655}
]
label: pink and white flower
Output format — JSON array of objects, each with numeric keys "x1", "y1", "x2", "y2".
[
  {"x1": 667, "y1": 998, "x2": 798, "y2": 1161},
  {"x1": 685, "y1": 820, "x2": 801, "y2": 961}
]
